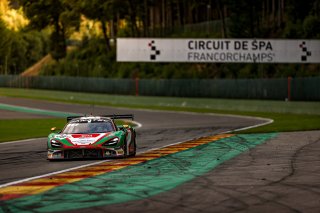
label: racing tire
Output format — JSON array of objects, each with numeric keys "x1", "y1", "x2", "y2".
[
  {"x1": 122, "y1": 138, "x2": 128, "y2": 158},
  {"x1": 130, "y1": 139, "x2": 136, "y2": 157}
]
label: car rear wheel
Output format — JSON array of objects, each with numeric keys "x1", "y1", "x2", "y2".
[
  {"x1": 122, "y1": 142, "x2": 128, "y2": 158},
  {"x1": 129, "y1": 138, "x2": 136, "y2": 157}
]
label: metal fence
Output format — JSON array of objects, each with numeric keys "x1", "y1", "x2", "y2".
[
  {"x1": 291, "y1": 77, "x2": 320, "y2": 101},
  {"x1": 0, "y1": 75, "x2": 319, "y2": 101},
  {"x1": 139, "y1": 78, "x2": 288, "y2": 100},
  {"x1": 0, "y1": 76, "x2": 135, "y2": 95}
]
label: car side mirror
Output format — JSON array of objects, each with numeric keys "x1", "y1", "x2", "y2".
[
  {"x1": 117, "y1": 125, "x2": 129, "y2": 131},
  {"x1": 51, "y1": 127, "x2": 61, "y2": 133}
]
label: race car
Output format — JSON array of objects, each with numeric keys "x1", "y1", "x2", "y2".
[{"x1": 47, "y1": 114, "x2": 136, "y2": 160}]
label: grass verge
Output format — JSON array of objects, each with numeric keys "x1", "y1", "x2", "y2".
[
  {"x1": 0, "y1": 118, "x2": 134, "y2": 143},
  {"x1": 0, "y1": 119, "x2": 65, "y2": 142}
]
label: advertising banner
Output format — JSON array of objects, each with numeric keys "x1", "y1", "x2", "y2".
[{"x1": 117, "y1": 38, "x2": 320, "y2": 63}]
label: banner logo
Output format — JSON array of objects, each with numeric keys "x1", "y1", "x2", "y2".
[
  {"x1": 148, "y1": 40, "x2": 161, "y2": 60},
  {"x1": 299, "y1": 41, "x2": 312, "y2": 62}
]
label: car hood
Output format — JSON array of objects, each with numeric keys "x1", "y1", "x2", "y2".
[{"x1": 53, "y1": 133, "x2": 112, "y2": 146}]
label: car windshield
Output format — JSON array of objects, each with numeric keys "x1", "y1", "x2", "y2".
[{"x1": 62, "y1": 120, "x2": 115, "y2": 134}]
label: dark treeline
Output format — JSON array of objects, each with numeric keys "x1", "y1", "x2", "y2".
[{"x1": 1, "y1": 0, "x2": 320, "y2": 78}]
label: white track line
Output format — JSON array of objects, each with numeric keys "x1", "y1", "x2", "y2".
[
  {"x1": 218, "y1": 114, "x2": 274, "y2": 134},
  {"x1": 0, "y1": 160, "x2": 111, "y2": 188},
  {"x1": 0, "y1": 137, "x2": 46, "y2": 145}
]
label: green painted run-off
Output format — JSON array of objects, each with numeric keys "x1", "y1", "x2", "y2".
[
  {"x1": 0, "y1": 133, "x2": 277, "y2": 213},
  {"x1": 0, "y1": 103, "x2": 79, "y2": 118}
]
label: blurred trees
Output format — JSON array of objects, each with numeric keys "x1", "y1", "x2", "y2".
[
  {"x1": 0, "y1": 27, "x2": 48, "y2": 74},
  {"x1": 40, "y1": 0, "x2": 320, "y2": 79},
  {"x1": 1, "y1": 0, "x2": 320, "y2": 78},
  {"x1": 14, "y1": 0, "x2": 320, "y2": 46},
  {"x1": 286, "y1": 0, "x2": 320, "y2": 38},
  {"x1": 0, "y1": 5, "x2": 48, "y2": 75},
  {"x1": 0, "y1": 19, "x2": 11, "y2": 74},
  {"x1": 78, "y1": 0, "x2": 125, "y2": 51},
  {"x1": 19, "y1": 0, "x2": 80, "y2": 60}
]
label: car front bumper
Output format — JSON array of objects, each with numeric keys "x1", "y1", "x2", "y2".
[{"x1": 47, "y1": 147, "x2": 125, "y2": 160}]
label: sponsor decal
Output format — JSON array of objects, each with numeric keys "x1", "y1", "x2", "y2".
[
  {"x1": 68, "y1": 133, "x2": 105, "y2": 145},
  {"x1": 54, "y1": 134, "x2": 68, "y2": 139},
  {"x1": 71, "y1": 134, "x2": 100, "y2": 138}
]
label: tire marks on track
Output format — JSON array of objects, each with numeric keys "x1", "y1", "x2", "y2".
[{"x1": 0, "y1": 133, "x2": 277, "y2": 213}]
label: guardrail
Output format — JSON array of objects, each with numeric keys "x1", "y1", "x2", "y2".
[{"x1": 0, "y1": 75, "x2": 319, "y2": 101}]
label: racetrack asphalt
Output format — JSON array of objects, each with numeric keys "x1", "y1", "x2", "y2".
[
  {"x1": 82, "y1": 130, "x2": 319, "y2": 213},
  {"x1": 0, "y1": 97, "x2": 319, "y2": 212},
  {"x1": 0, "y1": 97, "x2": 263, "y2": 185}
]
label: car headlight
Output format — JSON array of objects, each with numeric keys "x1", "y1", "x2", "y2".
[
  {"x1": 51, "y1": 139, "x2": 63, "y2": 148},
  {"x1": 104, "y1": 137, "x2": 119, "y2": 146}
]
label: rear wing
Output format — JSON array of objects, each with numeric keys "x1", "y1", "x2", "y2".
[
  {"x1": 67, "y1": 114, "x2": 134, "y2": 122},
  {"x1": 67, "y1": 116, "x2": 81, "y2": 122},
  {"x1": 103, "y1": 114, "x2": 134, "y2": 120}
]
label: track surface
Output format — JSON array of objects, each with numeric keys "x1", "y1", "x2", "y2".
[
  {"x1": 0, "y1": 97, "x2": 263, "y2": 185},
  {"x1": 1, "y1": 97, "x2": 319, "y2": 212},
  {"x1": 86, "y1": 131, "x2": 319, "y2": 213}
]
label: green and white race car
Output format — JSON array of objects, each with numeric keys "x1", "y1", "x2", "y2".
[{"x1": 47, "y1": 114, "x2": 136, "y2": 160}]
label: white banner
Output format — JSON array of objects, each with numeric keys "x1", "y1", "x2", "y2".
[{"x1": 117, "y1": 38, "x2": 320, "y2": 63}]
